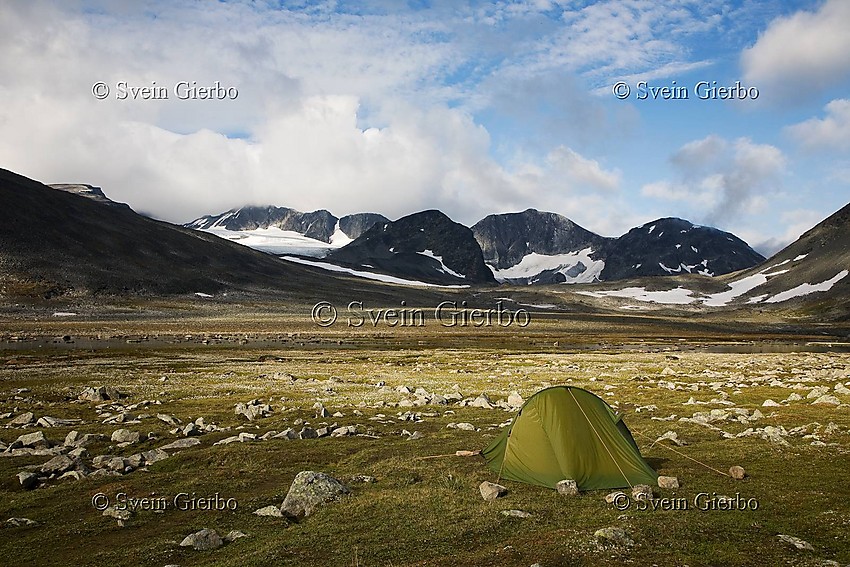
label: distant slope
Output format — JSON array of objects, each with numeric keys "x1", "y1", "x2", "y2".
[
  {"x1": 0, "y1": 168, "x2": 395, "y2": 299},
  {"x1": 326, "y1": 210, "x2": 496, "y2": 285},
  {"x1": 714, "y1": 202, "x2": 850, "y2": 313}
]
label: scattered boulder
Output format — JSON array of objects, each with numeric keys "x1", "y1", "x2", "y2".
[
  {"x1": 157, "y1": 414, "x2": 180, "y2": 426},
  {"x1": 141, "y1": 448, "x2": 169, "y2": 465},
  {"x1": 79, "y1": 386, "x2": 123, "y2": 402},
  {"x1": 159, "y1": 438, "x2": 201, "y2": 451},
  {"x1": 762, "y1": 399, "x2": 781, "y2": 407},
  {"x1": 556, "y1": 479, "x2": 579, "y2": 496},
  {"x1": 654, "y1": 430, "x2": 686, "y2": 446},
  {"x1": 777, "y1": 534, "x2": 814, "y2": 551},
  {"x1": 479, "y1": 481, "x2": 507, "y2": 501},
  {"x1": 657, "y1": 476, "x2": 679, "y2": 489},
  {"x1": 281, "y1": 471, "x2": 351, "y2": 519},
  {"x1": 180, "y1": 528, "x2": 223, "y2": 551},
  {"x1": 729, "y1": 466, "x2": 746, "y2": 480},
  {"x1": 811, "y1": 395, "x2": 841, "y2": 406},
  {"x1": 235, "y1": 400, "x2": 272, "y2": 421},
  {"x1": 471, "y1": 394, "x2": 494, "y2": 409},
  {"x1": 595, "y1": 527, "x2": 634, "y2": 547}
]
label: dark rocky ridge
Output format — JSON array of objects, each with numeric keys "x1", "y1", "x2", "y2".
[
  {"x1": 327, "y1": 210, "x2": 496, "y2": 285},
  {"x1": 599, "y1": 218, "x2": 766, "y2": 281}
]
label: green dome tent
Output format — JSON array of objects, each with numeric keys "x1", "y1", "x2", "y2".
[{"x1": 482, "y1": 386, "x2": 657, "y2": 490}]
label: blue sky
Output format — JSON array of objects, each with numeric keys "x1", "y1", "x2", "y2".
[{"x1": 1, "y1": 0, "x2": 849, "y2": 254}]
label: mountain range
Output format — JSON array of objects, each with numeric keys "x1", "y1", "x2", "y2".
[
  {"x1": 185, "y1": 205, "x2": 765, "y2": 286},
  {"x1": 2, "y1": 167, "x2": 846, "y2": 317}
]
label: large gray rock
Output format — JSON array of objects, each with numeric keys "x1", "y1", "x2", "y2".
[
  {"x1": 39, "y1": 455, "x2": 76, "y2": 475},
  {"x1": 9, "y1": 412, "x2": 35, "y2": 426},
  {"x1": 281, "y1": 471, "x2": 350, "y2": 519},
  {"x1": 180, "y1": 528, "x2": 223, "y2": 550},
  {"x1": 479, "y1": 481, "x2": 507, "y2": 501},
  {"x1": 15, "y1": 431, "x2": 51, "y2": 449},
  {"x1": 111, "y1": 429, "x2": 139, "y2": 444}
]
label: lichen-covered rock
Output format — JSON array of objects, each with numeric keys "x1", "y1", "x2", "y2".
[
  {"x1": 281, "y1": 471, "x2": 350, "y2": 519},
  {"x1": 556, "y1": 479, "x2": 579, "y2": 496}
]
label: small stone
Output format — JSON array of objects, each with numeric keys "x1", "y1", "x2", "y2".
[
  {"x1": 479, "y1": 481, "x2": 507, "y2": 501},
  {"x1": 777, "y1": 534, "x2": 814, "y2": 551},
  {"x1": 223, "y1": 530, "x2": 249, "y2": 543},
  {"x1": 556, "y1": 479, "x2": 579, "y2": 496},
  {"x1": 407, "y1": 431, "x2": 424, "y2": 441},
  {"x1": 350, "y1": 474, "x2": 377, "y2": 483},
  {"x1": 595, "y1": 527, "x2": 634, "y2": 547},
  {"x1": 102, "y1": 506, "x2": 132, "y2": 521},
  {"x1": 182, "y1": 423, "x2": 201, "y2": 436},
  {"x1": 6, "y1": 517, "x2": 38, "y2": 527},
  {"x1": 604, "y1": 491, "x2": 625, "y2": 504},
  {"x1": 631, "y1": 484, "x2": 653, "y2": 501},
  {"x1": 453, "y1": 422, "x2": 476, "y2": 431},
  {"x1": 180, "y1": 528, "x2": 223, "y2": 551},
  {"x1": 507, "y1": 391, "x2": 524, "y2": 408},
  {"x1": 729, "y1": 465, "x2": 746, "y2": 480},
  {"x1": 812, "y1": 395, "x2": 841, "y2": 406},
  {"x1": 762, "y1": 399, "x2": 781, "y2": 407},
  {"x1": 253, "y1": 505, "x2": 284, "y2": 517},
  {"x1": 501, "y1": 509, "x2": 531, "y2": 518},
  {"x1": 657, "y1": 476, "x2": 679, "y2": 489},
  {"x1": 157, "y1": 413, "x2": 180, "y2": 426}
]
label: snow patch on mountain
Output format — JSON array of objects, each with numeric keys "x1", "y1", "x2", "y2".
[
  {"x1": 205, "y1": 227, "x2": 340, "y2": 257},
  {"x1": 764, "y1": 270, "x2": 848, "y2": 303},
  {"x1": 280, "y1": 256, "x2": 468, "y2": 288},
  {"x1": 489, "y1": 249, "x2": 604, "y2": 284},
  {"x1": 418, "y1": 250, "x2": 465, "y2": 279}
]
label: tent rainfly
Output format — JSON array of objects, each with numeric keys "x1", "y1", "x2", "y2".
[{"x1": 482, "y1": 386, "x2": 657, "y2": 490}]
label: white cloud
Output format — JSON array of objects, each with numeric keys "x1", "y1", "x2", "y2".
[
  {"x1": 641, "y1": 135, "x2": 786, "y2": 225},
  {"x1": 741, "y1": 0, "x2": 850, "y2": 103},
  {"x1": 786, "y1": 99, "x2": 850, "y2": 151},
  {"x1": 742, "y1": 208, "x2": 824, "y2": 257}
]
